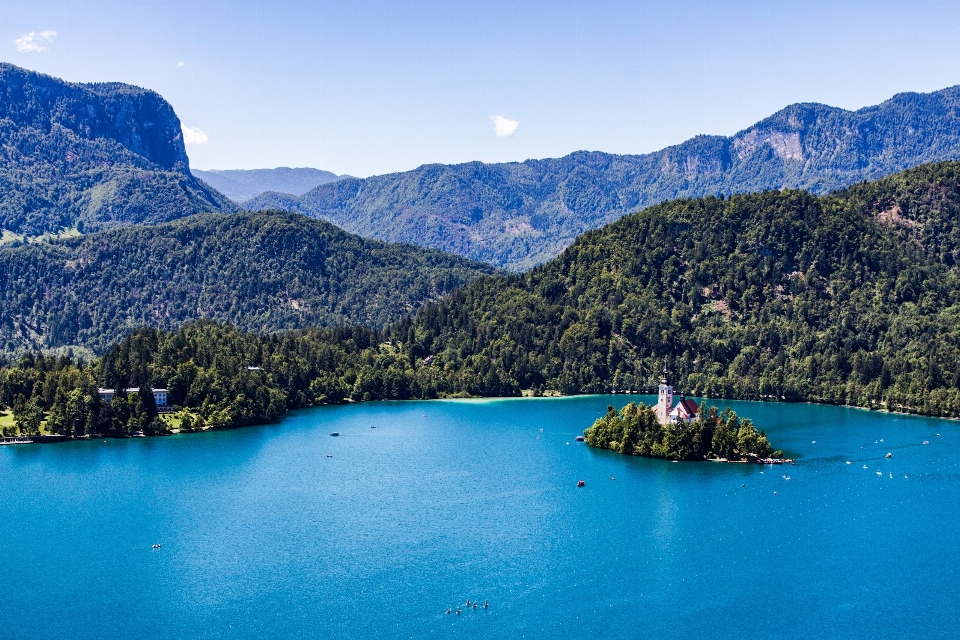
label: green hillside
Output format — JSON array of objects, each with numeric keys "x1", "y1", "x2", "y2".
[
  {"x1": 248, "y1": 86, "x2": 960, "y2": 270},
  {"x1": 389, "y1": 161, "x2": 960, "y2": 417},
  {"x1": 0, "y1": 211, "x2": 495, "y2": 354},
  {"x1": 0, "y1": 63, "x2": 235, "y2": 237}
]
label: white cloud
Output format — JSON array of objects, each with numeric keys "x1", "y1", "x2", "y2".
[
  {"x1": 177, "y1": 61, "x2": 185, "y2": 67},
  {"x1": 181, "y1": 124, "x2": 209, "y2": 145},
  {"x1": 15, "y1": 30, "x2": 57, "y2": 53},
  {"x1": 490, "y1": 114, "x2": 519, "y2": 137}
]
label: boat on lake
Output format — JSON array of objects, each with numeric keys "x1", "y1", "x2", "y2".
[{"x1": 330, "y1": 432, "x2": 340, "y2": 437}]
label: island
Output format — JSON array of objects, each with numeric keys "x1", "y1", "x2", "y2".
[{"x1": 583, "y1": 374, "x2": 783, "y2": 462}]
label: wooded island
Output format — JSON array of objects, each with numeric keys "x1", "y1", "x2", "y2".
[{"x1": 584, "y1": 402, "x2": 782, "y2": 461}]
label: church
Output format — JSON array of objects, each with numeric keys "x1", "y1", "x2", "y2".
[{"x1": 655, "y1": 370, "x2": 700, "y2": 426}]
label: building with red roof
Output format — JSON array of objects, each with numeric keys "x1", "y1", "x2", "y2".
[{"x1": 655, "y1": 367, "x2": 700, "y2": 426}]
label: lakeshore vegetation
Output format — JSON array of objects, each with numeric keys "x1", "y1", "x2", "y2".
[{"x1": 0, "y1": 321, "x2": 508, "y2": 437}]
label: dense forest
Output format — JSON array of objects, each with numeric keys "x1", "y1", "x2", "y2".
[
  {"x1": 583, "y1": 403, "x2": 780, "y2": 461},
  {"x1": 386, "y1": 161, "x2": 960, "y2": 418},
  {"x1": 0, "y1": 63, "x2": 234, "y2": 236},
  {"x1": 247, "y1": 85, "x2": 960, "y2": 269},
  {"x1": 0, "y1": 211, "x2": 495, "y2": 353}
]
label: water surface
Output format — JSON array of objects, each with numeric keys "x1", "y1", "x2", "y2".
[{"x1": 2, "y1": 396, "x2": 959, "y2": 639}]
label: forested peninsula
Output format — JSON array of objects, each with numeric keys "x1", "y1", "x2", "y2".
[{"x1": 7, "y1": 162, "x2": 960, "y2": 437}]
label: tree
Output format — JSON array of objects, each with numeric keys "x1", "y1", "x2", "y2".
[
  {"x1": 13, "y1": 399, "x2": 42, "y2": 436},
  {"x1": 139, "y1": 384, "x2": 158, "y2": 419}
]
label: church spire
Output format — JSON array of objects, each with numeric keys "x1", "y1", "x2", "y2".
[{"x1": 656, "y1": 359, "x2": 673, "y2": 425}]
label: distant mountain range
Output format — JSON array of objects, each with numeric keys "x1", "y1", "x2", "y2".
[
  {"x1": 247, "y1": 85, "x2": 960, "y2": 269},
  {"x1": 191, "y1": 167, "x2": 348, "y2": 203},
  {"x1": 0, "y1": 64, "x2": 235, "y2": 237},
  {"x1": 0, "y1": 211, "x2": 495, "y2": 353}
]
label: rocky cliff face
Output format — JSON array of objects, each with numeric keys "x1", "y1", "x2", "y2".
[
  {"x1": 0, "y1": 64, "x2": 235, "y2": 236},
  {"x1": 247, "y1": 85, "x2": 960, "y2": 270}
]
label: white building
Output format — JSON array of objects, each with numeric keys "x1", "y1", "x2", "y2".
[
  {"x1": 655, "y1": 370, "x2": 699, "y2": 426},
  {"x1": 98, "y1": 388, "x2": 169, "y2": 407},
  {"x1": 669, "y1": 397, "x2": 700, "y2": 424}
]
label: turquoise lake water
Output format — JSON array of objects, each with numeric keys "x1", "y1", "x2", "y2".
[{"x1": 2, "y1": 396, "x2": 959, "y2": 639}]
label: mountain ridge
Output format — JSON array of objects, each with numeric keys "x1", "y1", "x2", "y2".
[
  {"x1": 191, "y1": 167, "x2": 348, "y2": 202},
  {"x1": 247, "y1": 85, "x2": 960, "y2": 269}
]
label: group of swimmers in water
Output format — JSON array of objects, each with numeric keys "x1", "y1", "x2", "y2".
[{"x1": 446, "y1": 599, "x2": 488, "y2": 615}]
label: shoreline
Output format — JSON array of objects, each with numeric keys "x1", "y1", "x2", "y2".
[{"x1": 3, "y1": 392, "x2": 957, "y2": 447}]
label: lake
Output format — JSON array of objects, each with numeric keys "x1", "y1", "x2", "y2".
[{"x1": 2, "y1": 396, "x2": 959, "y2": 639}]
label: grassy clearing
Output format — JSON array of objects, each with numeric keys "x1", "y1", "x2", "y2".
[
  {"x1": 40, "y1": 345, "x2": 97, "y2": 362},
  {"x1": 161, "y1": 409, "x2": 204, "y2": 432},
  {"x1": 1, "y1": 227, "x2": 82, "y2": 245}
]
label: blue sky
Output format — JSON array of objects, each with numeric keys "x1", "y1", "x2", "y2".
[{"x1": 3, "y1": 0, "x2": 960, "y2": 177}]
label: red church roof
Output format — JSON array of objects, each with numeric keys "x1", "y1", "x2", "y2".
[{"x1": 675, "y1": 398, "x2": 699, "y2": 417}]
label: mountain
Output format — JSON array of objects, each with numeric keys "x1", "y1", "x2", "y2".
[
  {"x1": 0, "y1": 63, "x2": 235, "y2": 237},
  {"x1": 9, "y1": 162, "x2": 960, "y2": 436},
  {"x1": 190, "y1": 167, "x2": 347, "y2": 202},
  {"x1": 247, "y1": 86, "x2": 960, "y2": 270},
  {"x1": 380, "y1": 161, "x2": 960, "y2": 417},
  {"x1": 0, "y1": 210, "x2": 495, "y2": 354}
]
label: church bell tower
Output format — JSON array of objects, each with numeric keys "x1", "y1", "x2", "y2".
[{"x1": 656, "y1": 364, "x2": 673, "y2": 425}]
